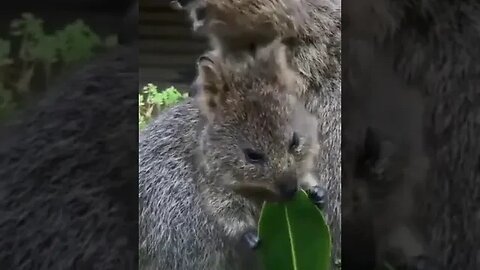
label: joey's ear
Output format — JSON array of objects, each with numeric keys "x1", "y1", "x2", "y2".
[{"x1": 196, "y1": 51, "x2": 227, "y2": 121}]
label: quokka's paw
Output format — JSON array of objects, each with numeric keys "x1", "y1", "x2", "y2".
[
  {"x1": 305, "y1": 185, "x2": 327, "y2": 210},
  {"x1": 242, "y1": 228, "x2": 261, "y2": 250}
]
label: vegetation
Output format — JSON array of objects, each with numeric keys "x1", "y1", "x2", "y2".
[
  {"x1": 138, "y1": 84, "x2": 188, "y2": 130},
  {"x1": 0, "y1": 13, "x2": 117, "y2": 120}
]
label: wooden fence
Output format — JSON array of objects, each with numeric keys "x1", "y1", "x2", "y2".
[{"x1": 139, "y1": 0, "x2": 208, "y2": 92}]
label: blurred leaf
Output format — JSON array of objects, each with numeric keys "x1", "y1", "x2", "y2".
[
  {"x1": 1, "y1": 13, "x2": 118, "y2": 121},
  {"x1": 258, "y1": 190, "x2": 332, "y2": 270},
  {"x1": 10, "y1": 13, "x2": 44, "y2": 39},
  {"x1": 16, "y1": 66, "x2": 34, "y2": 93},
  {"x1": 0, "y1": 84, "x2": 13, "y2": 108},
  {"x1": 0, "y1": 39, "x2": 12, "y2": 66},
  {"x1": 0, "y1": 84, "x2": 16, "y2": 120},
  {"x1": 56, "y1": 20, "x2": 101, "y2": 63},
  {"x1": 29, "y1": 35, "x2": 58, "y2": 63}
]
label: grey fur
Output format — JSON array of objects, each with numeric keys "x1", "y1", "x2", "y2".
[
  {"x1": 139, "y1": 42, "x2": 321, "y2": 270},
  {"x1": 178, "y1": 0, "x2": 342, "y2": 263},
  {"x1": 0, "y1": 46, "x2": 138, "y2": 269},
  {"x1": 344, "y1": 0, "x2": 480, "y2": 269}
]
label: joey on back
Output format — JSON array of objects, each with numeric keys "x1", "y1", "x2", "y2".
[{"x1": 195, "y1": 40, "x2": 325, "y2": 245}]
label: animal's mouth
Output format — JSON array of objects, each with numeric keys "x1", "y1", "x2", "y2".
[
  {"x1": 220, "y1": 172, "x2": 299, "y2": 203},
  {"x1": 227, "y1": 180, "x2": 298, "y2": 203}
]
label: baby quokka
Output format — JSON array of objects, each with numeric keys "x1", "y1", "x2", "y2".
[{"x1": 139, "y1": 39, "x2": 325, "y2": 270}]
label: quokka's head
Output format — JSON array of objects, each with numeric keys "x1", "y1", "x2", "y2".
[
  {"x1": 171, "y1": 0, "x2": 309, "y2": 42},
  {"x1": 195, "y1": 39, "x2": 319, "y2": 202}
]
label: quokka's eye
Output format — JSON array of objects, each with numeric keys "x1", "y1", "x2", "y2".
[
  {"x1": 289, "y1": 132, "x2": 300, "y2": 152},
  {"x1": 243, "y1": 148, "x2": 267, "y2": 164}
]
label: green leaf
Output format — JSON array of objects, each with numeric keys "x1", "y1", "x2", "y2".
[
  {"x1": 0, "y1": 84, "x2": 16, "y2": 120},
  {"x1": 258, "y1": 190, "x2": 332, "y2": 270}
]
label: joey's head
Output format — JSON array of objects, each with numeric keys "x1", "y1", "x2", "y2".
[{"x1": 195, "y1": 39, "x2": 319, "y2": 203}]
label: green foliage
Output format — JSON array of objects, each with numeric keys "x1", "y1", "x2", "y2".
[
  {"x1": 0, "y1": 39, "x2": 14, "y2": 119},
  {"x1": 258, "y1": 190, "x2": 332, "y2": 270},
  {"x1": 55, "y1": 20, "x2": 102, "y2": 64},
  {"x1": 139, "y1": 84, "x2": 188, "y2": 129},
  {"x1": 0, "y1": 13, "x2": 117, "y2": 121},
  {"x1": 0, "y1": 39, "x2": 12, "y2": 66}
]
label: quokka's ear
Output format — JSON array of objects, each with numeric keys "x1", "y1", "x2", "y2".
[
  {"x1": 195, "y1": 51, "x2": 228, "y2": 121},
  {"x1": 255, "y1": 38, "x2": 296, "y2": 90}
]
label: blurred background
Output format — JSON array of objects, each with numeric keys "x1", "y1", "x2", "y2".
[
  {"x1": 0, "y1": 1, "x2": 132, "y2": 121},
  {"x1": 0, "y1": 0, "x2": 207, "y2": 132},
  {"x1": 139, "y1": 0, "x2": 207, "y2": 92}
]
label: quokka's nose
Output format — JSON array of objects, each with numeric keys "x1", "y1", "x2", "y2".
[{"x1": 276, "y1": 174, "x2": 299, "y2": 200}]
